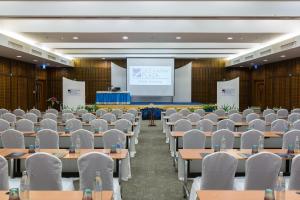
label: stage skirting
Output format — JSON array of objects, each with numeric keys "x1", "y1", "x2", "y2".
[{"x1": 96, "y1": 91, "x2": 131, "y2": 105}]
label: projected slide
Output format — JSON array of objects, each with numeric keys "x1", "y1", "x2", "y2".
[{"x1": 129, "y1": 66, "x2": 172, "y2": 85}]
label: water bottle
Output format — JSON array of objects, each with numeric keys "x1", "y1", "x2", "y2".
[
  {"x1": 93, "y1": 171, "x2": 102, "y2": 200},
  {"x1": 116, "y1": 137, "x2": 122, "y2": 153},
  {"x1": 35, "y1": 137, "x2": 40, "y2": 152},
  {"x1": 275, "y1": 172, "x2": 286, "y2": 200},
  {"x1": 82, "y1": 189, "x2": 93, "y2": 200},
  {"x1": 220, "y1": 136, "x2": 226, "y2": 150},
  {"x1": 20, "y1": 171, "x2": 30, "y2": 200},
  {"x1": 264, "y1": 189, "x2": 275, "y2": 200},
  {"x1": 295, "y1": 136, "x2": 300, "y2": 153},
  {"x1": 75, "y1": 136, "x2": 81, "y2": 154},
  {"x1": 258, "y1": 136, "x2": 264, "y2": 151}
]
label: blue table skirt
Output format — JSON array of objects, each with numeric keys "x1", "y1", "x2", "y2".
[{"x1": 96, "y1": 92, "x2": 131, "y2": 105}]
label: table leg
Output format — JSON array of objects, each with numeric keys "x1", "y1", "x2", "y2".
[
  {"x1": 183, "y1": 160, "x2": 190, "y2": 199},
  {"x1": 173, "y1": 137, "x2": 178, "y2": 169}
]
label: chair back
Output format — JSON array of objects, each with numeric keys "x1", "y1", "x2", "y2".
[
  {"x1": 277, "y1": 109, "x2": 289, "y2": 118},
  {"x1": 196, "y1": 119, "x2": 214, "y2": 132},
  {"x1": 229, "y1": 113, "x2": 242, "y2": 122},
  {"x1": 174, "y1": 119, "x2": 192, "y2": 132},
  {"x1": 0, "y1": 119, "x2": 10, "y2": 132},
  {"x1": 1, "y1": 129, "x2": 25, "y2": 148},
  {"x1": 263, "y1": 109, "x2": 275, "y2": 117},
  {"x1": 71, "y1": 129, "x2": 94, "y2": 149},
  {"x1": 288, "y1": 113, "x2": 300, "y2": 123},
  {"x1": 82, "y1": 113, "x2": 96, "y2": 123},
  {"x1": 16, "y1": 119, "x2": 34, "y2": 132},
  {"x1": 178, "y1": 109, "x2": 191, "y2": 117},
  {"x1": 240, "y1": 130, "x2": 264, "y2": 149},
  {"x1": 217, "y1": 119, "x2": 235, "y2": 131},
  {"x1": 46, "y1": 108, "x2": 59, "y2": 116},
  {"x1": 40, "y1": 118, "x2": 57, "y2": 131},
  {"x1": 102, "y1": 113, "x2": 117, "y2": 123},
  {"x1": 114, "y1": 119, "x2": 132, "y2": 132},
  {"x1": 183, "y1": 130, "x2": 206, "y2": 149},
  {"x1": 95, "y1": 109, "x2": 108, "y2": 117},
  {"x1": 0, "y1": 156, "x2": 8, "y2": 190},
  {"x1": 37, "y1": 129, "x2": 59, "y2": 149},
  {"x1": 271, "y1": 119, "x2": 289, "y2": 132},
  {"x1": 186, "y1": 113, "x2": 202, "y2": 123},
  {"x1": 204, "y1": 113, "x2": 218, "y2": 123},
  {"x1": 13, "y1": 108, "x2": 25, "y2": 117},
  {"x1": 121, "y1": 113, "x2": 135, "y2": 123},
  {"x1": 24, "y1": 113, "x2": 38, "y2": 123},
  {"x1": 282, "y1": 130, "x2": 300, "y2": 149},
  {"x1": 90, "y1": 119, "x2": 108, "y2": 132},
  {"x1": 1, "y1": 113, "x2": 16, "y2": 124},
  {"x1": 265, "y1": 113, "x2": 278, "y2": 124},
  {"x1": 169, "y1": 113, "x2": 183, "y2": 123},
  {"x1": 165, "y1": 108, "x2": 177, "y2": 116},
  {"x1": 211, "y1": 129, "x2": 234, "y2": 149},
  {"x1": 214, "y1": 109, "x2": 226, "y2": 117},
  {"x1": 103, "y1": 129, "x2": 126, "y2": 149},
  {"x1": 62, "y1": 113, "x2": 75, "y2": 123},
  {"x1": 43, "y1": 113, "x2": 57, "y2": 122},
  {"x1": 246, "y1": 113, "x2": 259, "y2": 123},
  {"x1": 248, "y1": 119, "x2": 266, "y2": 132},
  {"x1": 289, "y1": 155, "x2": 300, "y2": 190},
  {"x1": 112, "y1": 109, "x2": 123, "y2": 118},
  {"x1": 65, "y1": 118, "x2": 82, "y2": 132}
]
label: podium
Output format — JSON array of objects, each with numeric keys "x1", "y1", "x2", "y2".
[{"x1": 96, "y1": 91, "x2": 131, "y2": 104}]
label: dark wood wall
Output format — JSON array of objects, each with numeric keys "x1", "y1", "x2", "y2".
[{"x1": 0, "y1": 56, "x2": 47, "y2": 111}]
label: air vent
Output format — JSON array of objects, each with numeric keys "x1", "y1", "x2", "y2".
[
  {"x1": 280, "y1": 41, "x2": 296, "y2": 50},
  {"x1": 260, "y1": 49, "x2": 272, "y2": 56},
  {"x1": 233, "y1": 59, "x2": 240, "y2": 64},
  {"x1": 245, "y1": 55, "x2": 254, "y2": 60},
  {"x1": 47, "y1": 54, "x2": 57, "y2": 61},
  {"x1": 31, "y1": 49, "x2": 42, "y2": 56},
  {"x1": 7, "y1": 41, "x2": 23, "y2": 50}
]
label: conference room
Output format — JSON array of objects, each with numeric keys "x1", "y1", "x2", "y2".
[{"x1": 1, "y1": 1, "x2": 300, "y2": 200}]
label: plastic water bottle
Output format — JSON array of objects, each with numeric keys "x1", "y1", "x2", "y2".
[
  {"x1": 258, "y1": 136, "x2": 264, "y2": 151},
  {"x1": 264, "y1": 189, "x2": 275, "y2": 200},
  {"x1": 20, "y1": 171, "x2": 30, "y2": 200},
  {"x1": 93, "y1": 171, "x2": 102, "y2": 200},
  {"x1": 275, "y1": 172, "x2": 286, "y2": 200},
  {"x1": 83, "y1": 189, "x2": 93, "y2": 200},
  {"x1": 295, "y1": 136, "x2": 300, "y2": 153},
  {"x1": 35, "y1": 137, "x2": 40, "y2": 152},
  {"x1": 75, "y1": 136, "x2": 81, "y2": 154},
  {"x1": 116, "y1": 137, "x2": 123, "y2": 153},
  {"x1": 220, "y1": 136, "x2": 226, "y2": 150}
]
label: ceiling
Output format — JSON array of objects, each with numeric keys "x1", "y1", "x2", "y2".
[{"x1": 0, "y1": 1, "x2": 300, "y2": 63}]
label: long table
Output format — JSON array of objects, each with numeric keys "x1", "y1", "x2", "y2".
[
  {"x1": 96, "y1": 91, "x2": 131, "y2": 105},
  {"x1": 0, "y1": 191, "x2": 113, "y2": 200}
]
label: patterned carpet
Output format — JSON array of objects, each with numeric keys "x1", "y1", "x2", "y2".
[{"x1": 122, "y1": 120, "x2": 183, "y2": 200}]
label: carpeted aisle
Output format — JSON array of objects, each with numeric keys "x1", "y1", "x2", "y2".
[{"x1": 122, "y1": 120, "x2": 183, "y2": 200}]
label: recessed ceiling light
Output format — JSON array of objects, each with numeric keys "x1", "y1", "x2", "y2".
[
  {"x1": 227, "y1": 37, "x2": 233, "y2": 40},
  {"x1": 176, "y1": 36, "x2": 181, "y2": 40},
  {"x1": 263, "y1": 59, "x2": 268, "y2": 62},
  {"x1": 72, "y1": 36, "x2": 79, "y2": 40},
  {"x1": 280, "y1": 55, "x2": 286, "y2": 58},
  {"x1": 122, "y1": 36, "x2": 128, "y2": 40},
  {"x1": 16, "y1": 55, "x2": 22, "y2": 58},
  {"x1": 33, "y1": 59, "x2": 38, "y2": 62}
]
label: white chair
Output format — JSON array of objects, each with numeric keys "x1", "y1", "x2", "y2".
[
  {"x1": 211, "y1": 129, "x2": 234, "y2": 149},
  {"x1": 0, "y1": 156, "x2": 8, "y2": 190},
  {"x1": 291, "y1": 108, "x2": 300, "y2": 114},
  {"x1": 246, "y1": 113, "x2": 259, "y2": 123},
  {"x1": 194, "y1": 109, "x2": 205, "y2": 117},
  {"x1": 289, "y1": 155, "x2": 300, "y2": 190},
  {"x1": 204, "y1": 113, "x2": 218, "y2": 123},
  {"x1": 179, "y1": 108, "x2": 191, "y2": 117},
  {"x1": 121, "y1": 113, "x2": 135, "y2": 123},
  {"x1": 186, "y1": 113, "x2": 202, "y2": 123},
  {"x1": 217, "y1": 119, "x2": 235, "y2": 131},
  {"x1": 248, "y1": 119, "x2": 266, "y2": 132},
  {"x1": 62, "y1": 109, "x2": 73, "y2": 114},
  {"x1": 263, "y1": 109, "x2": 275, "y2": 117},
  {"x1": 271, "y1": 119, "x2": 289, "y2": 132},
  {"x1": 13, "y1": 108, "x2": 25, "y2": 117},
  {"x1": 240, "y1": 130, "x2": 264, "y2": 149},
  {"x1": 102, "y1": 113, "x2": 117, "y2": 123},
  {"x1": 62, "y1": 113, "x2": 75, "y2": 123},
  {"x1": 0, "y1": 108, "x2": 9, "y2": 116},
  {"x1": 1, "y1": 113, "x2": 16, "y2": 124},
  {"x1": 90, "y1": 119, "x2": 108, "y2": 132},
  {"x1": 43, "y1": 113, "x2": 57, "y2": 122},
  {"x1": 196, "y1": 119, "x2": 214, "y2": 132},
  {"x1": 25, "y1": 152, "x2": 62, "y2": 190},
  {"x1": 40, "y1": 118, "x2": 57, "y2": 131},
  {"x1": 169, "y1": 113, "x2": 183, "y2": 123},
  {"x1": 228, "y1": 109, "x2": 239, "y2": 115},
  {"x1": 71, "y1": 129, "x2": 94, "y2": 149},
  {"x1": 77, "y1": 152, "x2": 122, "y2": 200},
  {"x1": 265, "y1": 113, "x2": 278, "y2": 124},
  {"x1": 65, "y1": 118, "x2": 82, "y2": 132},
  {"x1": 103, "y1": 129, "x2": 126, "y2": 149},
  {"x1": 244, "y1": 152, "x2": 281, "y2": 190},
  {"x1": 277, "y1": 108, "x2": 289, "y2": 119},
  {"x1": 288, "y1": 113, "x2": 300, "y2": 124},
  {"x1": 183, "y1": 130, "x2": 206, "y2": 149},
  {"x1": 214, "y1": 109, "x2": 226, "y2": 117},
  {"x1": 1, "y1": 129, "x2": 25, "y2": 148},
  {"x1": 29, "y1": 108, "x2": 41, "y2": 118},
  {"x1": 16, "y1": 119, "x2": 34, "y2": 132},
  {"x1": 229, "y1": 113, "x2": 243, "y2": 123},
  {"x1": 190, "y1": 152, "x2": 238, "y2": 200},
  {"x1": 77, "y1": 109, "x2": 88, "y2": 117},
  {"x1": 282, "y1": 130, "x2": 300, "y2": 149},
  {"x1": 95, "y1": 109, "x2": 108, "y2": 117},
  {"x1": 242, "y1": 108, "x2": 254, "y2": 119},
  {"x1": 127, "y1": 109, "x2": 138, "y2": 116},
  {"x1": 0, "y1": 119, "x2": 10, "y2": 132},
  {"x1": 37, "y1": 129, "x2": 59, "y2": 149},
  {"x1": 114, "y1": 119, "x2": 132, "y2": 132},
  {"x1": 46, "y1": 108, "x2": 59, "y2": 116},
  {"x1": 293, "y1": 119, "x2": 300, "y2": 130},
  {"x1": 165, "y1": 108, "x2": 177, "y2": 116},
  {"x1": 174, "y1": 119, "x2": 192, "y2": 132},
  {"x1": 24, "y1": 113, "x2": 38, "y2": 123},
  {"x1": 112, "y1": 109, "x2": 123, "y2": 119},
  {"x1": 82, "y1": 113, "x2": 96, "y2": 123}
]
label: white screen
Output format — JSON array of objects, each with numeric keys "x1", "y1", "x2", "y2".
[{"x1": 127, "y1": 58, "x2": 174, "y2": 96}]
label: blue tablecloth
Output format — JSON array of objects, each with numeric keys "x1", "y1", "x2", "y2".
[{"x1": 96, "y1": 92, "x2": 131, "y2": 104}]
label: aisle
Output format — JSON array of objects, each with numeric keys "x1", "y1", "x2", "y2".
[{"x1": 122, "y1": 120, "x2": 183, "y2": 200}]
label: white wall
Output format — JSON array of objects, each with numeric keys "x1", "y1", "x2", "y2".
[
  {"x1": 173, "y1": 62, "x2": 192, "y2": 102},
  {"x1": 217, "y1": 77, "x2": 239, "y2": 109},
  {"x1": 111, "y1": 62, "x2": 127, "y2": 91},
  {"x1": 62, "y1": 77, "x2": 85, "y2": 109}
]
